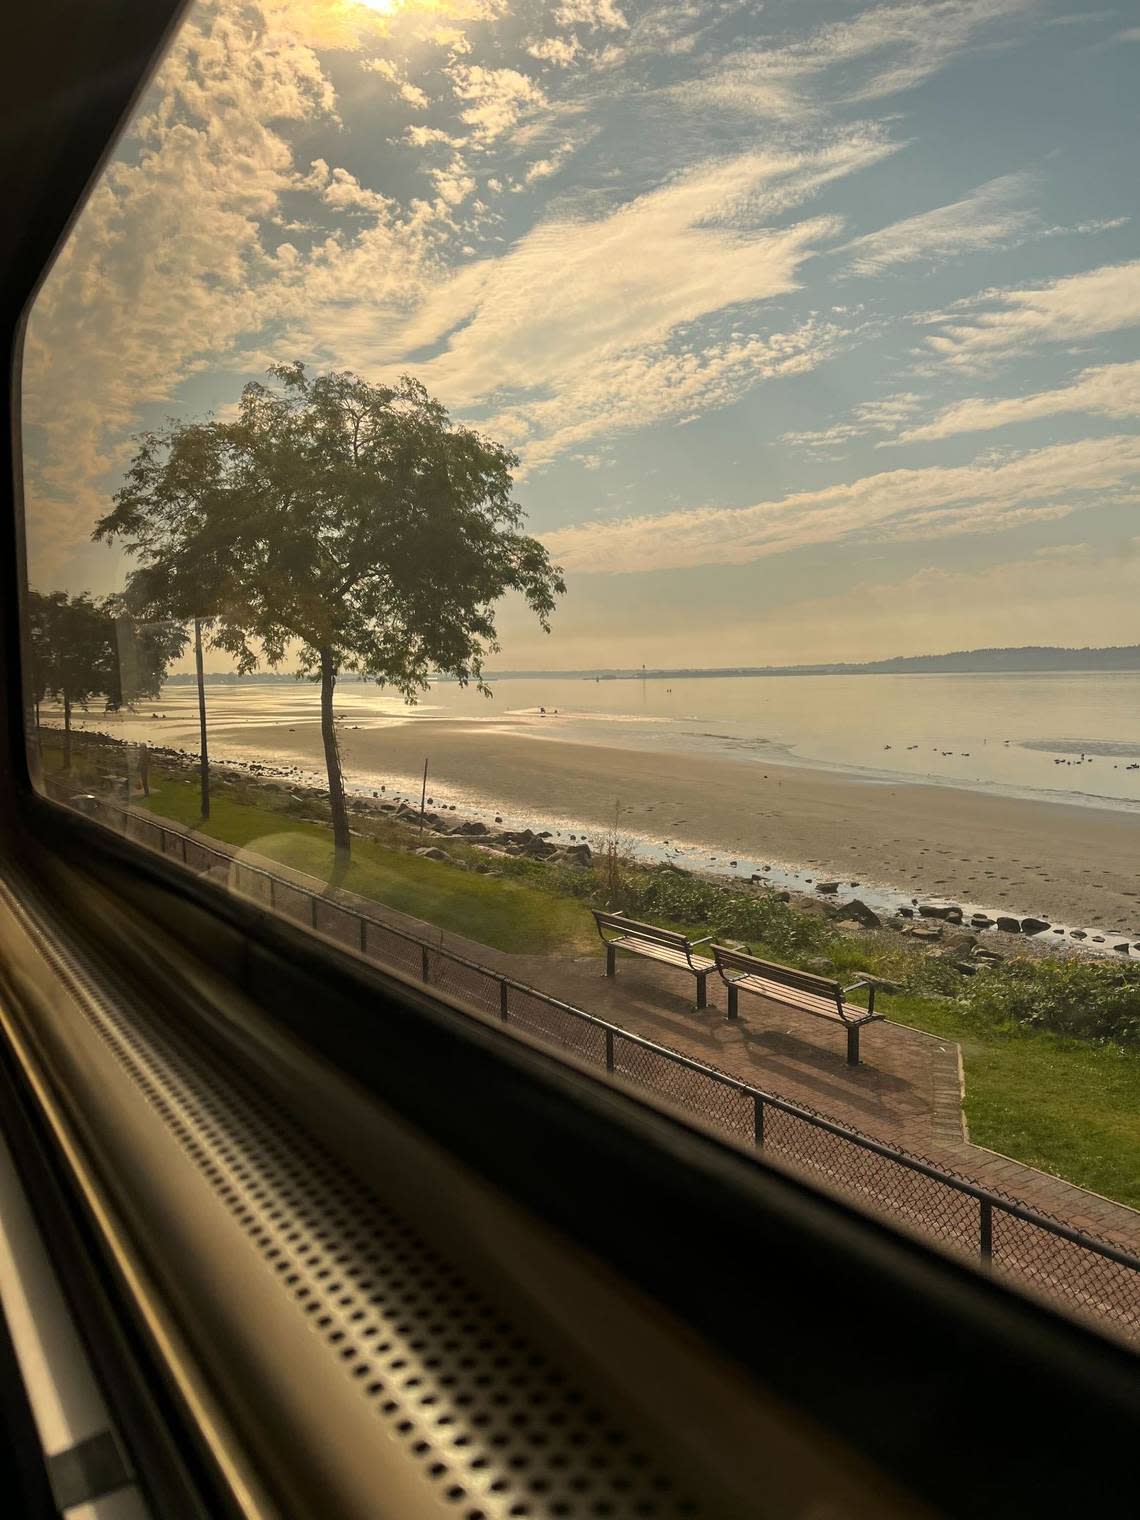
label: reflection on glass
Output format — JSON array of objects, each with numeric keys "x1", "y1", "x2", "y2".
[{"x1": 19, "y1": 0, "x2": 1140, "y2": 1331}]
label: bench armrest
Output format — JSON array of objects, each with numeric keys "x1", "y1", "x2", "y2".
[
  {"x1": 842, "y1": 978, "x2": 878, "y2": 1018},
  {"x1": 689, "y1": 934, "x2": 713, "y2": 947}
]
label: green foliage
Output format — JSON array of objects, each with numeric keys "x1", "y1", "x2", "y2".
[
  {"x1": 961, "y1": 957, "x2": 1140, "y2": 1044},
  {"x1": 95, "y1": 363, "x2": 564, "y2": 858}
]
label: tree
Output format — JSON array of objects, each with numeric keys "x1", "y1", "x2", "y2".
[
  {"x1": 27, "y1": 592, "x2": 116, "y2": 769},
  {"x1": 94, "y1": 364, "x2": 565, "y2": 863},
  {"x1": 24, "y1": 591, "x2": 183, "y2": 772}
]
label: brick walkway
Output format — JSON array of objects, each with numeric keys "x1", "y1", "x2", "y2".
[
  {"x1": 501, "y1": 946, "x2": 1140, "y2": 1253},
  {"x1": 111, "y1": 804, "x2": 1140, "y2": 1257}
]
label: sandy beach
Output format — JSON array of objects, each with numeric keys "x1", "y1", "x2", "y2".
[{"x1": 209, "y1": 714, "x2": 1140, "y2": 936}]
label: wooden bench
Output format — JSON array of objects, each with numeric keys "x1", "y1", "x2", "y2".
[
  {"x1": 593, "y1": 910, "x2": 715, "y2": 1008},
  {"x1": 712, "y1": 946, "x2": 883, "y2": 1066}
]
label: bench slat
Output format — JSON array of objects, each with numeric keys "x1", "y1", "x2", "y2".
[
  {"x1": 733, "y1": 976, "x2": 842, "y2": 1019},
  {"x1": 613, "y1": 938, "x2": 714, "y2": 972}
]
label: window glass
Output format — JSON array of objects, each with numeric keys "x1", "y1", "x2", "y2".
[{"x1": 20, "y1": 0, "x2": 1140, "y2": 1339}]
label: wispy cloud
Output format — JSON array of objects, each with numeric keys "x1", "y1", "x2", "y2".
[
  {"x1": 922, "y1": 259, "x2": 1140, "y2": 369},
  {"x1": 783, "y1": 392, "x2": 928, "y2": 451},
  {"x1": 291, "y1": 136, "x2": 891, "y2": 468},
  {"x1": 896, "y1": 358, "x2": 1140, "y2": 442},
  {"x1": 543, "y1": 435, "x2": 1140, "y2": 573},
  {"x1": 840, "y1": 174, "x2": 1034, "y2": 276},
  {"x1": 678, "y1": 0, "x2": 1034, "y2": 123}
]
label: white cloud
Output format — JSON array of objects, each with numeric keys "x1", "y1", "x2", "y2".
[
  {"x1": 841, "y1": 174, "x2": 1034, "y2": 275},
  {"x1": 896, "y1": 359, "x2": 1140, "y2": 442},
  {"x1": 553, "y1": 1, "x2": 628, "y2": 31},
  {"x1": 923, "y1": 259, "x2": 1140, "y2": 369},
  {"x1": 681, "y1": 0, "x2": 1033, "y2": 122},
  {"x1": 543, "y1": 435, "x2": 1140, "y2": 573},
  {"x1": 296, "y1": 137, "x2": 892, "y2": 468},
  {"x1": 526, "y1": 36, "x2": 582, "y2": 66},
  {"x1": 447, "y1": 64, "x2": 547, "y2": 142},
  {"x1": 360, "y1": 54, "x2": 428, "y2": 109},
  {"x1": 784, "y1": 392, "x2": 928, "y2": 450},
  {"x1": 21, "y1": 3, "x2": 340, "y2": 578}
]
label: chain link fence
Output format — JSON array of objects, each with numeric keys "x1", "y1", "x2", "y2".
[{"x1": 61, "y1": 786, "x2": 1140, "y2": 1344}]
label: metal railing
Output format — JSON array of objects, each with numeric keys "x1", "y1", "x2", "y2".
[{"x1": 59, "y1": 780, "x2": 1140, "y2": 1343}]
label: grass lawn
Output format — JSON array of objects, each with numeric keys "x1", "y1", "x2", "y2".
[
  {"x1": 884, "y1": 991, "x2": 1140, "y2": 1210},
  {"x1": 140, "y1": 773, "x2": 594, "y2": 956},
  {"x1": 64, "y1": 747, "x2": 1140, "y2": 1211}
]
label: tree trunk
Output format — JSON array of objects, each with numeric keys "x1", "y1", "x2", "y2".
[
  {"x1": 319, "y1": 646, "x2": 351, "y2": 865},
  {"x1": 194, "y1": 618, "x2": 210, "y2": 820},
  {"x1": 62, "y1": 690, "x2": 72, "y2": 771}
]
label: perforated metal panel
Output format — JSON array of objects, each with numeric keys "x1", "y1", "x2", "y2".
[{"x1": 9, "y1": 884, "x2": 702, "y2": 1520}]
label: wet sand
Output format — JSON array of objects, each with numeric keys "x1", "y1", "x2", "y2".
[{"x1": 210, "y1": 715, "x2": 1140, "y2": 935}]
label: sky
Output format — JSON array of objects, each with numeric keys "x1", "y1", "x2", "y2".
[{"x1": 20, "y1": 0, "x2": 1140, "y2": 671}]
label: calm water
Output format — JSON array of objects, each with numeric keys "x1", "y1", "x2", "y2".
[{"x1": 63, "y1": 669, "x2": 1140, "y2": 811}]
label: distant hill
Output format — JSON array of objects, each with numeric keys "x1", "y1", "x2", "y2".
[{"x1": 167, "y1": 645, "x2": 1140, "y2": 683}]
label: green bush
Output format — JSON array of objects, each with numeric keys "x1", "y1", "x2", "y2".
[{"x1": 961, "y1": 958, "x2": 1140, "y2": 1044}]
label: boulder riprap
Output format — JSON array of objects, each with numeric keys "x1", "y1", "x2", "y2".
[{"x1": 830, "y1": 898, "x2": 881, "y2": 929}]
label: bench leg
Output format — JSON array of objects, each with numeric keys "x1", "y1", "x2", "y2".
[
  {"x1": 727, "y1": 984, "x2": 738, "y2": 1020},
  {"x1": 846, "y1": 1024, "x2": 860, "y2": 1067},
  {"x1": 605, "y1": 944, "x2": 616, "y2": 978},
  {"x1": 695, "y1": 972, "x2": 708, "y2": 1011}
]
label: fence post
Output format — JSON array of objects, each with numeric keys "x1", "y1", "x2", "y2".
[
  {"x1": 753, "y1": 1096, "x2": 765, "y2": 1149},
  {"x1": 499, "y1": 980, "x2": 509, "y2": 1021},
  {"x1": 605, "y1": 1027, "x2": 615, "y2": 1073},
  {"x1": 979, "y1": 1199, "x2": 993, "y2": 1264}
]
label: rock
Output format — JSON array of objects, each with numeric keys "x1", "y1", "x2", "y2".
[
  {"x1": 1070, "y1": 929, "x2": 1087, "y2": 940},
  {"x1": 1114, "y1": 943, "x2": 1131, "y2": 954},
  {"x1": 414, "y1": 847, "x2": 449, "y2": 862},
  {"x1": 970, "y1": 914, "x2": 994, "y2": 927},
  {"x1": 896, "y1": 906, "x2": 914, "y2": 918},
  {"x1": 454, "y1": 820, "x2": 488, "y2": 836},
  {"x1": 775, "y1": 891, "x2": 791, "y2": 903},
  {"x1": 521, "y1": 838, "x2": 556, "y2": 859},
  {"x1": 995, "y1": 916, "x2": 1022, "y2": 934},
  {"x1": 805, "y1": 956, "x2": 835, "y2": 974},
  {"x1": 919, "y1": 903, "x2": 963, "y2": 922},
  {"x1": 1020, "y1": 917, "x2": 1051, "y2": 936},
  {"x1": 954, "y1": 962, "x2": 978, "y2": 975},
  {"x1": 1092, "y1": 935, "x2": 1106, "y2": 944},
  {"x1": 944, "y1": 931, "x2": 978, "y2": 951},
  {"x1": 971, "y1": 947, "x2": 1003, "y2": 964},
  {"x1": 562, "y1": 842, "x2": 592, "y2": 863},
  {"x1": 494, "y1": 815, "x2": 503, "y2": 823},
  {"x1": 903, "y1": 924, "x2": 943, "y2": 941},
  {"x1": 830, "y1": 898, "x2": 881, "y2": 929},
  {"x1": 816, "y1": 881, "x2": 840, "y2": 893}
]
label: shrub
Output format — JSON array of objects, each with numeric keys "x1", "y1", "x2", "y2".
[{"x1": 961, "y1": 958, "x2": 1140, "y2": 1044}]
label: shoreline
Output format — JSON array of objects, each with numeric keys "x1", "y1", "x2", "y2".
[{"x1": 189, "y1": 714, "x2": 1140, "y2": 950}]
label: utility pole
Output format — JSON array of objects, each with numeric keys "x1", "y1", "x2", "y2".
[{"x1": 194, "y1": 617, "x2": 210, "y2": 820}]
